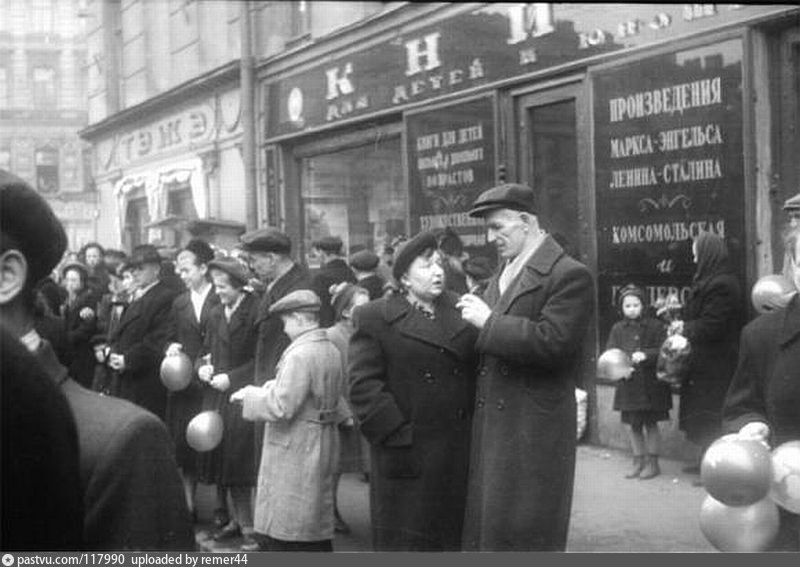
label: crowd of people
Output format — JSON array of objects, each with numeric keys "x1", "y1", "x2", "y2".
[{"x1": 1, "y1": 166, "x2": 798, "y2": 552}]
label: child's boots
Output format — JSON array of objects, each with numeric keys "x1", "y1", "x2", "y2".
[
  {"x1": 639, "y1": 454, "x2": 661, "y2": 480},
  {"x1": 625, "y1": 455, "x2": 645, "y2": 478}
]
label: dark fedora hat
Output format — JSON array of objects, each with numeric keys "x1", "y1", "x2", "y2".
[
  {"x1": 240, "y1": 227, "x2": 291, "y2": 255},
  {"x1": 208, "y1": 257, "x2": 251, "y2": 287},
  {"x1": 468, "y1": 183, "x2": 536, "y2": 218},
  {"x1": 268, "y1": 289, "x2": 321, "y2": 315},
  {"x1": 127, "y1": 244, "x2": 163, "y2": 268},
  {"x1": 392, "y1": 230, "x2": 438, "y2": 283},
  {"x1": 0, "y1": 170, "x2": 68, "y2": 286}
]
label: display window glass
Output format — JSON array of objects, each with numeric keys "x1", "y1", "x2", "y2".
[{"x1": 300, "y1": 136, "x2": 405, "y2": 269}]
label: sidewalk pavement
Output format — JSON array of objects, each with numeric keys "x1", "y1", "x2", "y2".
[{"x1": 194, "y1": 443, "x2": 715, "y2": 553}]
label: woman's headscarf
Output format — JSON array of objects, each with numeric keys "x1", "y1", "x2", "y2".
[{"x1": 692, "y1": 232, "x2": 730, "y2": 286}]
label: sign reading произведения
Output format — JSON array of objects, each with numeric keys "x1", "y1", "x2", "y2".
[
  {"x1": 265, "y1": 4, "x2": 793, "y2": 138},
  {"x1": 593, "y1": 38, "x2": 746, "y2": 345}
]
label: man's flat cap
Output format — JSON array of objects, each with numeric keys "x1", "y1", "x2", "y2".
[
  {"x1": 268, "y1": 289, "x2": 321, "y2": 315},
  {"x1": 392, "y1": 230, "x2": 438, "y2": 283},
  {"x1": 468, "y1": 183, "x2": 536, "y2": 218},
  {"x1": 349, "y1": 250, "x2": 380, "y2": 271},
  {"x1": 182, "y1": 238, "x2": 214, "y2": 264},
  {"x1": 462, "y1": 256, "x2": 495, "y2": 282},
  {"x1": 208, "y1": 257, "x2": 250, "y2": 287},
  {"x1": 240, "y1": 227, "x2": 291, "y2": 254},
  {"x1": 0, "y1": 170, "x2": 68, "y2": 285},
  {"x1": 783, "y1": 193, "x2": 800, "y2": 211},
  {"x1": 312, "y1": 236, "x2": 343, "y2": 254},
  {"x1": 127, "y1": 244, "x2": 162, "y2": 268}
]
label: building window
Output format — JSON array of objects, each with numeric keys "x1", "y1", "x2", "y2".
[
  {"x1": 32, "y1": 66, "x2": 57, "y2": 108},
  {"x1": 300, "y1": 135, "x2": 405, "y2": 269},
  {"x1": 35, "y1": 146, "x2": 59, "y2": 193},
  {"x1": 0, "y1": 67, "x2": 7, "y2": 108},
  {"x1": 30, "y1": 0, "x2": 55, "y2": 35},
  {"x1": 290, "y1": 1, "x2": 310, "y2": 40}
]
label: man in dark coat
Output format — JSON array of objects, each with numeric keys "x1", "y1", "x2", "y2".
[
  {"x1": 457, "y1": 183, "x2": 595, "y2": 551},
  {"x1": 241, "y1": 228, "x2": 313, "y2": 388},
  {"x1": 0, "y1": 170, "x2": 194, "y2": 550},
  {"x1": 310, "y1": 235, "x2": 357, "y2": 327},
  {"x1": 349, "y1": 250, "x2": 386, "y2": 301},
  {"x1": 107, "y1": 244, "x2": 180, "y2": 421},
  {"x1": 1, "y1": 326, "x2": 84, "y2": 551},
  {"x1": 164, "y1": 238, "x2": 221, "y2": 522}
]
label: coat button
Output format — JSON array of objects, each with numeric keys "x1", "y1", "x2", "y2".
[
  {"x1": 479, "y1": 366, "x2": 487, "y2": 376},
  {"x1": 423, "y1": 371, "x2": 434, "y2": 384},
  {"x1": 453, "y1": 368, "x2": 461, "y2": 376},
  {"x1": 496, "y1": 399, "x2": 505, "y2": 410},
  {"x1": 476, "y1": 398, "x2": 485, "y2": 409},
  {"x1": 439, "y1": 347, "x2": 445, "y2": 354}
]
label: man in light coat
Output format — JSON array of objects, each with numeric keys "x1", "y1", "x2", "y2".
[
  {"x1": 457, "y1": 183, "x2": 595, "y2": 551},
  {"x1": 231, "y1": 290, "x2": 346, "y2": 552}
]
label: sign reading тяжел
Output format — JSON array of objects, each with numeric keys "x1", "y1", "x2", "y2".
[
  {"x1": 593, "y1": 39, "x2": 745, "y2": 345},
  {"x1": 406, "y1": 97, "x2": 495, "y2": 254}
]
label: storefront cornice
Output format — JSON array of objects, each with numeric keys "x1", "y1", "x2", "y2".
[
  {"x1": 260, "y1": 4, "x2": 799, "y2": 145},
  {"x1": 255, "y1": 2, "x2": 478, "y2": 82},
  {"x1": 79, "y1": 60, "x2": 241, "y2": 141}
]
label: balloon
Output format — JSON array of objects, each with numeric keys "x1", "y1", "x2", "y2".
[
  {"x1": 597, "y1": 348, "x2": 633, "y2": 381},
  {"x1": 699, "y1": 494, "x2": 779, "y2": 552},
  {"x1": 186, "y1": 410, "x2": 223, "y2": 452},
  {"x1": 751, "y1": 274, "x2": 796, "y2": 314},
  {"x1": 701, "y1": 436, "x2": 773, "y2": 507},
  {"x1": 160, "y1": 352, "x2": 194, "y2": 392},
  {"x1": 770, "y1": 440, "x2": 800, "y2": 514}
]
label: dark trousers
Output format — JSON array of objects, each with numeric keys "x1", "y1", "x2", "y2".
[{"x1": 254, "y1": 533, "x2": 333, "y2": 552}]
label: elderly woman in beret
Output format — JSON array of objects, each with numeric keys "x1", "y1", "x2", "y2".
[
  {"x1": 348, "y1": 230, "x2": 479, "y2": 551},
  {"x1": 60, "y1": 261, "x2": 98, "y2": 388}
]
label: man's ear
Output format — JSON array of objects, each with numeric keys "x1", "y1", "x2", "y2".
[{"x1": 0, "y1": 250, "x2": 28, "y2": 305}]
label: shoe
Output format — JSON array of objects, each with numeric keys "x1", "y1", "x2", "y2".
[
  {"x1": 682, "y1": 463, "x2": 701, "y2": 474},
  {"x1": 240, "y1": 535, "x2": 262, "y2": 552},
  {"x1": 638, "y1": 455, "x2": 661, "y2": 480},
  {"x1": 213, "y1": 507, "x2": 230, "y2": 529},
  {"x1": 213, "y1": 521, "x2": 242, "y2": 542},
  {"x1": 625, "y1": 455, "x2": 645, "y2": 479},
  {"x1": 334, "y1": 514, "x2": 351, "y2": 534}
]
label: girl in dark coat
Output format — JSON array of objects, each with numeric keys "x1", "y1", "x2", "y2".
[
  {"x1": 60, "y1": 262, "x2": 98, "y2": 388},
  {"x1": 673, "y1": 232, "x2": 744, "y2": 473},
  {"x1": 606, "y1": 284, "x2": 670, "y2": 480},
  {"x1": 349, "y1": 231, "x2": 478, "y2": 551}
]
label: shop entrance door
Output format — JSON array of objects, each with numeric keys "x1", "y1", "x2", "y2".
[
  {"x1": 516, "y1": 83, "x2": 591, "y2": 264},
  {"x1": 515, "y1": 82, "x2": 597, "y2": 440}
]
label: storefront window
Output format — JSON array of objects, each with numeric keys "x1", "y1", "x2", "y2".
[
  {"x1": 35, "y1": 146, "x2": 59, "y2": 193},
  {"x1": 300, "y1": 136, "x2": 405, "y2": 269}
]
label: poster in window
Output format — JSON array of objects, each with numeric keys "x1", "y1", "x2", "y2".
[
  {"x1": 406, "y1": 95, "x2": 496, "y2": 257},
  {"x1": 593, "y1": 40, "x2": 745, "y2": 346}
]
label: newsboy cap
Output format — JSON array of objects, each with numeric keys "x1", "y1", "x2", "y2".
[
  {"x1": 349, "y1": 250, "x2": 380, "y2": 271},
  {"x1": 462, "y1": 256, "x2": 495, "y2": 282},
  {"x1": 240, "y1": 227, "x2": 291, "y2": 255},
  {"x1": 468, "y1": 183, "x2": 536, "y2": 218},
  {"x1": 783, "y1": 192, "x2": 800, "y2": 212},
  {"x1": 0, "y1": 170, "x2": 68, "y2": 286},
  {"x1": 312, "y1": 236, "x2": 343, "y2": 255},
  {"x1": 392, "y1": 230, "x2": 438, "y2": 283},
  {"x1": 208, "y1": 257, "x2": 250, "y2": 287},
  {"x1": 268, "y1": 289, "x2": 321, "y2": 315},
  {"x1": 127, "y1": 244, "x2": 162, "y2": 268}
]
